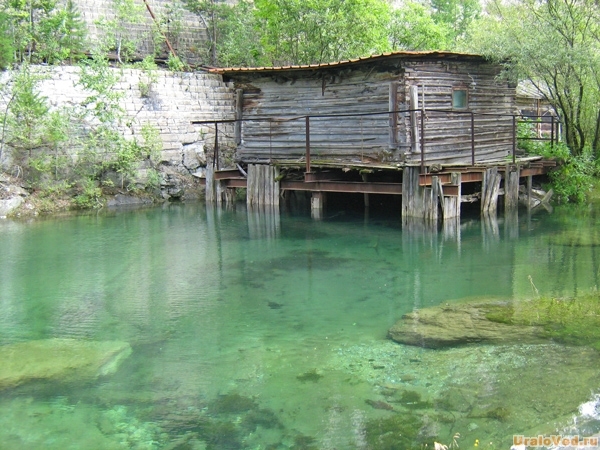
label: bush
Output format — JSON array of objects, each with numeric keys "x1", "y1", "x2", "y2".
[{"x1": 539, "y1": 143, "x2": 597, "y2": 204}]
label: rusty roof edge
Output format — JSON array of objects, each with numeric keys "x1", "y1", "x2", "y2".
[{"x1": 206, "y1": 51, "x2": 486, "y2": 75}]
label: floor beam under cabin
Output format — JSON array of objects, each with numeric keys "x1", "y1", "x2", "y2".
[{"x1": 212, "y1": 160, "x2": 552, "y2": 223}]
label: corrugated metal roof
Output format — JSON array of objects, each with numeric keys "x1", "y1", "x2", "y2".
[{"x1": 206, "y1": 51, "x2": 486, "y2": 75}]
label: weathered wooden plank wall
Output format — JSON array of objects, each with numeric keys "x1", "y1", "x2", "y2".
[
  {"x1": 403, "y1": 61, "x2": 515, "y2": 164},
  {"x1": 231, "y1": 56, "x2": 516, "y2": 166},
  {"x1": 236, "y1": 68, "x2": 401, "y2": 162}
]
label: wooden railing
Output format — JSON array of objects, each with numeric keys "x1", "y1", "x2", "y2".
[{"x1": 192, "y1": 109, "x2": 558, "y2": 171}]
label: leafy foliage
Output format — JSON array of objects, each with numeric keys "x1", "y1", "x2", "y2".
[
  {"x1": 389, "y1": 2, "x2": 451, "y2": 51},
  {"x1": 0, "y1": 11, "x2": 15, "y2": 69},
  {"x1": 431, "y1": 0, "x2": 480, "y2": 44},
  {"x1": 1, "y1": 0, "x2": 87, "y2": 65},
  {"x1": 466, "y1": 0, "x2": 600, "y2": 157},
  {"x1": 94, "y1": 0, "x2": 145, "y2": 63},
  {"x1": 254, "y1": 0, "x2": 392, "y2": 65}
]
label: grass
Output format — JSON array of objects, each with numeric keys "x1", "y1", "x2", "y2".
[{"x1": 485, "y1": 290, "x2": 600, "y2": 350}]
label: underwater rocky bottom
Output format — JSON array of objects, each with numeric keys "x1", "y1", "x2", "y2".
[{"x1": 1, "y1": 338, "x2": 599, "y2": 450}]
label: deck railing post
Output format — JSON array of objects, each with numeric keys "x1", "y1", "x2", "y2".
[
  {"x1": 305, "y1": 116, "x2": 311, "y2": 173},
  {"x1": 471, "y1": 112, "x2": 475, "y2": 165},
  {"x1": 550, "y1": 115, "x2": 555, "y2": 148},
  {"x1": 420, "y1": 110, "x2": 425, "y2": 173},
  {"x1": 214, "y1": 121, "x2": 219, "y2": 170},
  {"x1": 512, "y1": 115, "x2": 516, "y2": 164}
]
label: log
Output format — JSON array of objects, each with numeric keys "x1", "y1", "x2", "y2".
[
  {"x1": 443, "y1": 172, "x2": 461, "y2": 219},
  {"x1": 504, "y1": 165, "x2": 520, "y2": 213}
]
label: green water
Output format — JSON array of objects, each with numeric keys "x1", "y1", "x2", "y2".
[{"x1": 1, "y1": 203, "x2": 600, "y2": 449}]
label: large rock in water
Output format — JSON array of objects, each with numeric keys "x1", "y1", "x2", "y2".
[
  {"x1": 388, "y1": 300, "x2": 546, "y2": 348},
  {"x1": 0, "y1": 339, "x2": 132, "y2": 390}
]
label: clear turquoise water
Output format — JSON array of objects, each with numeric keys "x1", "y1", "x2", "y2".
[{"x1": 1, "y1": 203, "x2": 600, "y2": 449}]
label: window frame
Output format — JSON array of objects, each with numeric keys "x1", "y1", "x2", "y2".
[{"x1": 452, "y1": 86, "x2": 469, "y2": 110}]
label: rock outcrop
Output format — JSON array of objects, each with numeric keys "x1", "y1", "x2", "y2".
[
  {"x1": 388, "y1": 300, "x2": 546, "y2": 348},
  {"x1": 0, "y1": 339, "x2": 132, "y2": 390}
]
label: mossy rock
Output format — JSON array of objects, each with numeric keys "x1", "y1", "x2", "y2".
[
  {"x1": 389, "y1": 292, "x2": 600, "y2": 349},
  {"x1": 388, "y1": 300, "x2": 545, "y2": 348},
  {"x1": 0, "y1": 339, "x2": 132, "y2": 390}
]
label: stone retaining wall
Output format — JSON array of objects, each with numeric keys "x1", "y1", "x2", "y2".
[{"x1": 0, "y1": 65, "x2": 236, "y2": 197}]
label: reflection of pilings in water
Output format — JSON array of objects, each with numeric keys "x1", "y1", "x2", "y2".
[
  {"x1": 247, "y1": 205, "x2": 280, "y2": 240},
  {"x1": 504, "y1": 209, "x2": 519, "y2": 240},
  {"x1": 481, "y1": 212, "x2": 500, "y2": 249},
  {"x1": 402, "y1": 216, "x2": 439, "y2": 249},
  {"x1": 443, "y1": 217, "x2": 461, "y2": 252}
]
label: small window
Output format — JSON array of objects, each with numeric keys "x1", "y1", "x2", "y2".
[{"x1": 452, "y1": 88, "x2": 468, "y2": 109}]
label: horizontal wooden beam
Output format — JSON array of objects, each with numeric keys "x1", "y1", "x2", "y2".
[
  {"x1": 420, "y1": 171, "x2": 483, "y2": 185},
  {"x1": 281, "y1": 180, "x2": 402, "y2": 195},
  {"x1": 214, "y1": 169, "x2": 245, "y2": 180},
  {"x1": 221, "y1": 179, "x2": 248, "y2": 188}
]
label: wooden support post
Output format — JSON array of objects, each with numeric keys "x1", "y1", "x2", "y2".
[
  {"x1": 389, "y1": 81, "x2": 398, "y2": 149},
  {"x1": 504, "y1": 165, "x2": 520, "y2": 214},
  {"x1": 247, "y1": 164, "x2": 280, "y2": 207},
  {"x1": 402, "y1": 166, "x2": 424, "y2": 219},
  {"x1": 481, "y1": 167, "x2": 501, "y2": 215},
  {"x1": 311, "y1": 192, "x2": 325, "y2": 220},
  {"x1": 512, "y1": 115, "x2": 516, "y2": 164},
  {"x1": 423, "y1": 176, "x2": 442, "y2": 222},
  {"x1": 234, "y1": 89, "x2": 243, "y2": 145},
  {"x1": 362, "y1": 173, "x2": 370, "y2": 209},
  {"x1": 471, "y1": 113, "x2": 475, "y2": 165},
  {"x1": 409, "y1": 85, "x2": 419, "y2": 154},
  {"x1": 214, "y1": 122, "x2": 219, "y2": 171},
  {"x1": 205, "y1": 162, "x2": 216, "y2": 203},
  {"x1": 443, "y1": 172, "x2": 461, "y2": 219},
  {"x1": 420, "y1": 110, "x2": 426, "y2": 173},
  {"x1": 305, "y1": 116, "x2": 311, "y2": 173}
]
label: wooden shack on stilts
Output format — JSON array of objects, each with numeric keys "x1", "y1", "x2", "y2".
[{"x1": 198, "y1": 51, "x2": 555, "y2": 225}]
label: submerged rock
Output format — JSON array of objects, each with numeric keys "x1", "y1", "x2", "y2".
[
  {"x1": 0, "y1": 339, "x2": 132, "y2": 390},
  {"x1": 388, "y1": 300, "x2": 545, "y2": 348}
]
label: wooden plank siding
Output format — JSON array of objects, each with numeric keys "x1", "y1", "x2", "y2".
[
  {"x1": 237, "y1": 70, "x2": 397, "y2": 162},
  {"x1": 402, "y1": 61, "x2": 515, "y2": 164},
  {"x1": 218, "y1": 53, "x2": 517, "y2": 166}
]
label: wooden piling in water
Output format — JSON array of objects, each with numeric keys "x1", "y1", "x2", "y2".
[
  {"x1": 402, "y1": 166, "x2": 424, "y2": 219},
  {"x1": 247, "y1": 164, "x2": 280, "y2": 207},
  {"x1": 504, "y1": 165, "x2": 520, "y2": 214},
  {"x1": 481, "y1": 167, "x2": 501, "y2": 214},
  {"x1": 443, "y1": 172, "x2": 461, "y2": 219}
]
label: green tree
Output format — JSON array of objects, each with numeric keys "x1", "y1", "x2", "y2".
[
  {"x1": 1, "y1": 63, "x2": 70, "y2": 182},
  {"x1": 0, "y1": 11, "x2": 15, "y2": 68},
  {"x1": 389, "y1": 2, "x2": 451, "y2": 51},
  {"x1": 466, "y1": 0, "x2": 600, "y2": 156},
  {"x1": 216, "y1": 0, "x2": 264, "y2": 67},
  {"x1": 253, "y1": 0, "x2": 392, "y2": 65},
  {"x1": 35, "y1": 0, "x2": 87, "y2": 64},
  {"x1": 431, "y1": 0, "x2": 481, "y2": 45},
  {"x1": 95, "y1": 0, "x2": 145, "y2": 63},
  {"x1": 1, "y1": 0, "x2": 87, "y2": 64}
]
